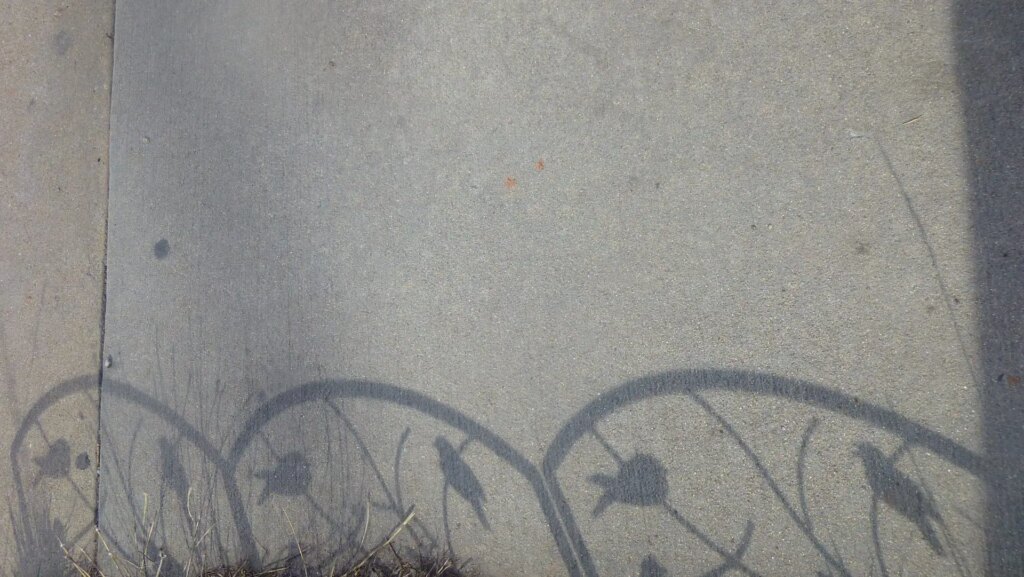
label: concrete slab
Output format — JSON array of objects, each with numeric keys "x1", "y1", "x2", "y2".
[
  {"x1": 0, "y1": 0, "x2": 113, "y2": 574},
  {"x1": 99, "y1": 1, "x2": 1003, "y2": 576}
]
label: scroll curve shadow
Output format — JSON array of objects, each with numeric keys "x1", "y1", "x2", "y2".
[
  {"x1": 11, "y1": 370, "x2": 987, "y2": 577},
  {"x1": 542, "y1": 369, "x2": 989, "y2": 577}
]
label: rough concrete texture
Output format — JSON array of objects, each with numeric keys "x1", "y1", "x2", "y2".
[
  {"x1": 0, "y1": 0, "x2": 993, "y2": 576},
  {"x1": 0, "y1": 0, "x2": 112, "y2": 575}
]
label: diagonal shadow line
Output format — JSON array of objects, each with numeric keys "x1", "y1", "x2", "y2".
[
  {"x1": 662, "y1": 504, "x2": 763, "y2": 577},
  {"x1": 698, "y1": 519, "x2": 755, "y2": 577},
  {"x1": 852, "y1": 133, "x2": 981, "y2": 391},
  {"x1": 690, "y1": 393, "x2": 849, "y2": 577}
]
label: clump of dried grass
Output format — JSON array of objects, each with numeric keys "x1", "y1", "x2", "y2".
[{"x1": 59, "y1": 495, "x2": 472, "y2": 577}]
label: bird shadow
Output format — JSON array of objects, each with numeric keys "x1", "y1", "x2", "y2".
[{"x1": 9, "y1": 370, "x2": 989, "y2": 577}]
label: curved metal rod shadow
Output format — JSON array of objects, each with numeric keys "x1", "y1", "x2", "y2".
[
  {"x1": 9, "y1": 377, "x2": 578, "y2": 576},
  {"x1": 11, "y1": 370, "x2": 988, "y2": 577},
  {"x1": 542, "y1": 369, "x2": 989, "y2": 577}
]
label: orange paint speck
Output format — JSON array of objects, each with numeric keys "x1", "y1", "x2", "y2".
[
  {"x1": 535, "y1": 159, "x2": 545, "y2": 171},
  {"x1": 505, "y1": 176, "x2": 517, "y2": 189},
  {"x1": 1008, "y1": 374, "x2": 1022, "y2": 386}
]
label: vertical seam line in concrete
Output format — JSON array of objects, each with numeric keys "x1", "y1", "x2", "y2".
[{"x1": 94, "y1": 0, "x2": 117, "y2": 562}]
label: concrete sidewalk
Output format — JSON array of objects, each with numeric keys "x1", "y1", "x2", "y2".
[
  {"x1": 3, "y1": 1, "x2": 1021, "y2": 576},
  {"x1": 1, "y1": 1, "x2": 112, "y2": 574}
]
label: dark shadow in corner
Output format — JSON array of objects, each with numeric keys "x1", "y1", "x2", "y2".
[{"x1": 955, "y1": 2, "x2": 1024, "y2": 575}]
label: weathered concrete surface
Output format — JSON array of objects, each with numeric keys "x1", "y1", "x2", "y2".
[
  {"x1": 0, "y1": 0, "x2": 112, "y2": 574},
  {"x1": 98, "y1": 1, "x2": 1008, "y2": 576}
]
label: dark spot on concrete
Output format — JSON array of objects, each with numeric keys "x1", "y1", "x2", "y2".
[
  {"x1": 55, "y1": 31, "x2": 72, "y2": 56},
  {"x1": 751, "y1": 224, "x2": 757, "y2": 230},
  {"x1": 328, "y1": 60, "x2": 336, "y2": 68},
  {"x1": 27, "y1": 98, "x2": 36, "y2": 110},
  {"x1": 855, "y1": 242, "x2": 870, "y2": 255},
  {"x1": 75, "y1": 452, "x2": 91, "y2": 470},
  {"x1": 154, "y1": 239, "x2": 170, "y2": 259},
  {"x1": 953, "y1": 296, "x2": 961, "y2": 304},
  {"x1": 926, "y1": 304, "x2": 936, "y2": 313},
  {"x1": 655, "y1": 182, "x2": 660, "y2": 189},
  {"x1": 1002, "y1": 251, "x2": 1010, "y2": 258}
]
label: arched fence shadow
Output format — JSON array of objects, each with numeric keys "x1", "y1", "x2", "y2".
[{"x1": 10, "y1": 370, "x2": 988, "y2": 577}]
